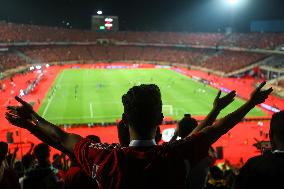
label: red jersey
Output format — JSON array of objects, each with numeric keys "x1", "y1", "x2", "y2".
[
  {"x1": 64, "y1": 166, "x2": 98, "y2": 189},
  {"x1": 74, "y1": 133, "x2": 210, "y2": 189}
]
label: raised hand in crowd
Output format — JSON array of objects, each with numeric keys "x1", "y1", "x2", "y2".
[
  {"x1": 249, "y1": 81, "x2": 273, "y2": 105},
  {"x1": 6, "y1": 96, "x2": 82, "y2": 157},
  {"x1": 6, "y1": 96, "x2": 39, "y2": 130},
  {"x1": 191, "y1": 90, "x2": 236, "y2": 135},
  {"x1": 201, "y1": 81, "x2": 273, "y2": 145},
  {"x1": 213, "y1": 90, "x2": 236, "y2": 110}
]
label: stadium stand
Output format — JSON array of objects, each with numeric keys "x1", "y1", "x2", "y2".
[
  {"x1": 0, "y1": 48, "x2": 271, "y2": 78},
  {"x1": 11, "y1": 45, "x2": 267, "y2": 74},
  {"x1": 1, "y1": 22, "x2": 284, "y2": 49},
  {"x1": 0, "y1": 51, "x2": 28, "y2": 72},
  {"x1": 218, "y1": 33, "x2": 284, "y2": 49},
  {"x1": 2, "y1": 22, "x2": 284, "y2": 79},
  {"x1": 200, "y1": 51, "x2": 268, "y2": 73}
]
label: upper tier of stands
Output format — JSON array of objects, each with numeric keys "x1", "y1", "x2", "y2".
[
  {"x1": 2, "y1": 22, "x2": 284, "y2": 79},
  {"x1": 1, "y1": 22, "x2": 284, "y2": 49}
]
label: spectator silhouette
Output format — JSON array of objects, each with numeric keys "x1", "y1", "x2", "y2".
[
  {"x1": 6, "y1": 82, "x2": 272, "y2": 188},
  {"x1": 86, "y1": 135, "x2": 101, "y2": 143},
  {"x1": 233, "y1": 110, "x2": 284, "y2": 189},
  {"x1": 20, "y1": 142, "x2": 36, "y2": 189},
  {"x1": 22, "y1": 143, "x2": 63, "y2": 189},
  {"x1": 0, "y1": 141, "x2": 20, "y2": 189},
  {"x1": 169, "y1": 90, "x2": 238, "y2": 189},
  {"x1": 173, "y1": 114, "x2": 217, "y2": 189},
  {"x1": 21, "y1": 142, "x2": 35, "y2": 173},
  {"x1": 206, "y1": 166, "x2": 228, "y2": 189},
  {"x1": 177, "y1": 114, "x2": 198, "y2": 138}
]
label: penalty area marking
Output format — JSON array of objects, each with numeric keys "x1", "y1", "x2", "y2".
[
  {"x1": 42, "y1": 72, "x2": 64, "y2": 117},
  {"x1": 90, "y1": 103, "x2": 94, "y2": 118}
]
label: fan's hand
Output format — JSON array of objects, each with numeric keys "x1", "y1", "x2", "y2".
[
  {"x1": 213, "y1": 90, "x2": 236, "y2": 110},
  {"x1": 5, "y1": 96, "x2": 41, "y2": 130},
  {"x1": 249, "y1": 81, "x2": 273, "y2": 106}
]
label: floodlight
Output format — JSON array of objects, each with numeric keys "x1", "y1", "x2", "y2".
[
  {"x1": 97, "y1": 10, "x2": 103, "y2": 15},
  {"x1": 228, "y1": 0, "x2": 239, "y2": 5}
]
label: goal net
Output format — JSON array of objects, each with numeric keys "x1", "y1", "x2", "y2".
[{"x1": 162, "y1": 105, "x2": 173, "y2": 116}]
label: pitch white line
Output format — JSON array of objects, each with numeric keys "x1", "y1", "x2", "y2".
[
  {"x1": 42, "y1": 96, "x2": 54, "y2": 117},
  {"x1": 89, "y1": 103, "x2": 93, "y2": 118},
  {"x1": 42, "y1": 72, "x2": 64, "y2": 117}
]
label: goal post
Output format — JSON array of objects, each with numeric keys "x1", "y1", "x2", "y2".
[{"x1": 162, "y1": 105, "x2": 173, "y2": 116}]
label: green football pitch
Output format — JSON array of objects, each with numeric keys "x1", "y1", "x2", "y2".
[{"x1": 37, "y1": 68, "x2": 266, "y2": 124}]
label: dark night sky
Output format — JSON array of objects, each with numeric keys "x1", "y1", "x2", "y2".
[{"x1": 0, "y1": 0, "x2": 283, "y2": 32}]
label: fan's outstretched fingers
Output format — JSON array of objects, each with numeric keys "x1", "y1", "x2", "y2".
[{"x1": 15, "y1": 96, "x2": 33, "y2": 110}]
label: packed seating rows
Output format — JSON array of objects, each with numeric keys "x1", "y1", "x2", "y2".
[
  {"x1": 0, "y1": 52, "x2": 28, "y2": 72},
  {"x1": 0, "y1": 45, "x2": 268, "y2": 73},
  {"x1": 1, "y1": 22, "x2": 284, "y2": 49},
  {"x1": 200, "y1": 51, "x2": 268, "y2": 73}
]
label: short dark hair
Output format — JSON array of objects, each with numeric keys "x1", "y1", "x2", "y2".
[
  {"x1": 86, "y1": 135, "x2": 101, "y2": 143},
  {"x1": 33, "y1": 143, "x2": 50, "y2": 162},
  {"x1": 155, "y1": 126, "x2": 162, "y2": 144},
  {"x1": 117, "y1": 119, "x2": 130, "y2": 147},
  {"x1": 270, "y1": 110, "x2": 284, "y2": 143},
  {"x1": 122, "y1": 84, "x2": 163, "y2": 136},
  {"x1": 0, "y1": 141, "x2": 8, "y2": 163},
  {"x1": 178, "y1": 114, "x2": 198, "y2": 138},
  {"x1": 22, "y1": 154, "x2": 34, "y2": 169}
]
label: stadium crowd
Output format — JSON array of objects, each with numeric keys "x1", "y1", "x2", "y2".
[
  {"x1": 1, "y1": 22, "x2": 283, "y2": 75},
  {"x1": 1, "y1": 22, "x2": 284, "y2": 49},
  {"x1": 200, "y1": 51, "x2": 267, "y2": 73},
  {"x1": 0, "y1": 22, "x2": 284, "y2": 189},
  {"x1": 24, "y1": 45, "x2": 267, "y2": 73},
  {"x1": 0, "y1": 52, "x2": 28, "y2": 73},
  {"x1": 1, "y1": 81, "x2": 281, "y2": 189},
  {"x1": 1, "y1": 45, "x2": 268, "y2": 74}
]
